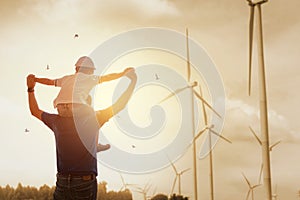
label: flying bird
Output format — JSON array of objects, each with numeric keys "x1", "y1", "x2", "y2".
[
  {"x1": 25, "y1": 128, "x2": 30, "y2": 133},
  {"x1": 46, "y1": 64, "x2": 50, "y2": 70},
  {"x1": 74, "y1": 34, "x2": 79, "y2": 38}
]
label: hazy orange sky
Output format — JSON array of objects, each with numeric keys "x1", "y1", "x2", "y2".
[{"x1": 0, "y1": 0, "x2": 300, "y2": 199}]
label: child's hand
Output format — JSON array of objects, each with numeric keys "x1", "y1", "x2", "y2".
[{"x1": 125, "y1": 70, "x2": 137, "y2": 80}]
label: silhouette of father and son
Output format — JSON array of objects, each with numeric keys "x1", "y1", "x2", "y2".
[{"x1": 27, "y1": 56, "x2": 137, "y2": 199}]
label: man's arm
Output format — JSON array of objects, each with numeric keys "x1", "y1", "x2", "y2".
[
  {"x1": 27, "y1": 74, "x2": 43, "y2": 120},
  {"x1": 35, "y1": 77, "x2": 55, "y2": 86},
  {"x1": 95, "y1": 70, "x2": 137, "y2": 126},
  {"x1": 98, "y1": 67, "x2": 133, "y2": 83}
]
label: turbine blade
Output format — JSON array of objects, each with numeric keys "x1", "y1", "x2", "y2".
[
  {"x1": 180, "y1": 168, "x2": 191, "y2": 175},
  {"x1": 171, "y1": 162, "x2": 178, "y2": 174},
  {"x1": 246, "y1": 190, "x2": 251, "y2": 200},
  {"x1": 199, "y1": 85, "x2": 208, "y2": 126},
  {"x1": 252, "y1": 184, "x2": 261, "y2": 189},
  {"x1": 248, "y1": 5, "x2": 255, "y2": 96},
  {"x1": 242, "y1": 172, "x2": 251, "y2": 188},
  {"x1": 159, "y1": 85, "x2": 190, "y2": 104},
  {"x1": 210, "y1": 128, "x2": 232, "y2": 144},
  {"x1": 186, "y1": 28, "x2": 191, "y2": 82},
  {"x1": 249, "y1": 126, "x2": 262, "y2": 145},
  {"x1": 269, "y1": 140, "x2": 281, "y2": 151},
  {"x1": 171, "y1": 176, "x2": 178, "y2": 195},
  {"x1": 166, "y1": 156, "x2": 178, "y2": 173},
  {"x1": 120, "y1": 173, "x2": 125, "y2": 185},
  {"x1": 145, "y1": 182, "x2": 152, "y2": 193},
  {"x1": 258, "y1": 164, "x2": 263, "y2": 184},
  {"x1": 193, "y1": 89, "x2": 222, "y2": 118},
  {"x1": 194, "y1": 127, "x2": 207, "y2": 141}
]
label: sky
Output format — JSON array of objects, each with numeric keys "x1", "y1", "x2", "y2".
[{"x1": 0, "y1": 0, "x2": 300, "y2": 199}]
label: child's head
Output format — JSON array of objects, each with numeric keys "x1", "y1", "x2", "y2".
[{"x1": 75, "y1": 56, "x2": 95, "y2": 74}]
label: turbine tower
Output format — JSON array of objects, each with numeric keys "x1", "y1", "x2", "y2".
[{"x1": 246, "y1": 0, "x2": 272, "y2": 199}]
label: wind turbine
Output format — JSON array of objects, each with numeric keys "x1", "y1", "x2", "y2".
[
  {"x1": 159, "y1": 28, "x2": 222, "y2": 200},
  {"x1": 246, "y1": 0, "x2": 272, "y2": 199},
  {"x1": 193, "y1": 85, "x2": 231, "y2": 200},
  {"x1": 249, "y1": 127, "x2": 281, "y2": 152},
  {"x1": 169, "y1": 160, "x2": 191, "y2": 196},
  {"x1": 119, "y1": 173, "x2": 136, "y2": 192},
  {"x1": 242, "y1": 172, "x2": 262, "y2": 200},
  {"x1": 249, "y1": 127, "x2": 281, "y2": 199},
  {"x1": 134, "y1": 182, "x2": 152, "y2": 200}
]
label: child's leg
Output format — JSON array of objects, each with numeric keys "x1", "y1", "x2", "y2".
[{"x1": 72, "y1": 104, "x2": 111, "y2": 152}]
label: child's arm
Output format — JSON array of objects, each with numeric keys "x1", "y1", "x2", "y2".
[
  {"x1": 35, "y1": 77, "x2": 55, "y2": 86},
  {"x1": 98, "y1": 67, "x2": 133, "y2": 83}
]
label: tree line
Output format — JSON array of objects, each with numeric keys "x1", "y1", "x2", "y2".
[
  {"x1": 0, "y1": 182, "x2": 189, "y2": 200},
  {"x1": 0, "y1": 182, "x2": 131, "y2": 200}
]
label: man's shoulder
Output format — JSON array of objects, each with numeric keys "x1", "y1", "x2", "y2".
[{"x1": 41, "y1": 112, "x2": 59, "y2": 121}]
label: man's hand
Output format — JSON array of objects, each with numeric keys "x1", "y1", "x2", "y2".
[
  {"x1": 27, "y1": 74, "x2": 36, "y2": 89},
  {"x1": 27, "y1": 74, "x2": 43, "y2": 120},
  {"x1": 123, "y1": 67, "x2": 135, "y2": 75},
  {"x1": 125, "y1": 69, "x2": 137, "y2": 80}
]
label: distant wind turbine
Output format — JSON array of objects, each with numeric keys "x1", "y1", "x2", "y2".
[
  {"x1": 194, "y1": 85, "x2": 231, "y2": 200},
  {"x1": 119, "y1": 174, "x2": 136, "y2": 192},
  {"x1": 133, "y1": 182, "x2": 152, "y2": 200},
  {"x1": 242, "y1": 172, "x2": 262, "y2": 200},
  {"x1": 248, "y1": 127, "x2": 281, "y2": 152},
  {"x1": 169, "y1": 159, "x2": 190, "y2": 196}
]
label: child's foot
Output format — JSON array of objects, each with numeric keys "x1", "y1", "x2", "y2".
[{"x1": 97, "y1": 144, "x2": 111, "y2": 152}]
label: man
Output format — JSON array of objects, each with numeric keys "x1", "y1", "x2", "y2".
[{"x1": 26, "y1": 69, "x2": 137, "y2": 200}]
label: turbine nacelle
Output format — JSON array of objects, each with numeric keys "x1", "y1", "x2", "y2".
[{"x1": 247, "y1": 0, "x2": 268, "y2": 5}]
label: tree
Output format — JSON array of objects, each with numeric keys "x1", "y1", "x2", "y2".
[{"x1": 151, "y1": 194, "x2": 168, "y2": 200}]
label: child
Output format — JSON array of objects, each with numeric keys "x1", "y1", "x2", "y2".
[{"x1": 35, "y1": 56, "x2": 133, "y2": 152}]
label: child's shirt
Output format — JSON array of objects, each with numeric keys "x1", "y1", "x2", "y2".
[{"x1": 53, "y1": 72, "x2": 99, "y2": 108}]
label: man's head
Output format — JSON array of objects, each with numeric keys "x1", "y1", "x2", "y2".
[{"x1": 75, "y1": 56, "x2": 96, "y2": 74}]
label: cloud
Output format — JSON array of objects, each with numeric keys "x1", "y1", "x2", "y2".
[{"x1": 225, "y1": 98, "x2": 298, "y2": 142}]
